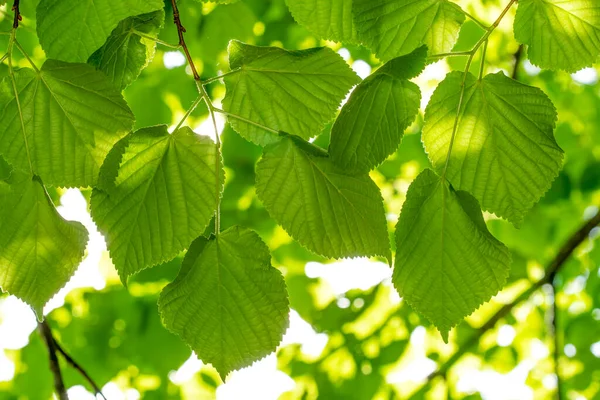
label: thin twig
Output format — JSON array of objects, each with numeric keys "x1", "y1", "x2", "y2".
[
  {"x1": 52, "y1": 338, "x2": 107, "y2": 400},
  {"x1": 201, "y1": 69, "x2": 242, "y2": 85},
  {"x1": 39, "y1": 321, "x2": 69, "y2": 400},
  {"x1": 170, "y1": 0, "x2": 200, "y2": 81},
  {"x1": 422, "y1": 209, "x2": 600, "y2": 384},
  {"x1": 213, "y1": 107, "x2": 281, "y2": 135}
]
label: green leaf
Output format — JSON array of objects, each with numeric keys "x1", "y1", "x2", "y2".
[
  {"x1": 329, "y1": 46, "x2": 425, "y2": 173},
  {"x1": 423, "y1": 71, "x2": 563, "y2": 226},
  {"x1": 88, "y1": 10, "x2": 165, "y2": 90},
  {"x1": 256, "y1": 136, "x2": 391, "y2": 261},
  {"x1": 353, "y1": 0, "x2": 465, "y2": 61},
  {"x1": 159, "y1": 226, "x2": 289, "y2": 380},
  {"x1": 223, "y1": 40, "x2": 360, "y2": 146},
  {"x1": 90, "y1": 125, "x2": 223, "y2": 283},
  {"x1": 36, "y1": 0, "x2": 164, "y2": 63},
  {"x1": 514, "y1": 0, "x2": 600, "y2": 72},
  {"x1": 196, "y1": 0, "x2": 241, "y2": 3},
  {"x1": 285, "y1": 0, "x2": 357, "y2": 43},
  {"x1": 0, "y1": 61, "x2": 135, "y2": 188},
  {"x1": 393, "y1": 169, "x2": 511, "y2": 342},
  {"x1": 0, "y1": 172, "x2": 88, "y2": 318}
]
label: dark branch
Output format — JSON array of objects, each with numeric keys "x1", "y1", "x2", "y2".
[
  {"x1": 53, "y1": 336, "x2": 107, "y2": 400},
  {"x1": 11, "y1": 0, "x2": 21, "y2": 29},
  {"x1": 511, "y1": 45, "x2": 524, "y2": 80},
  {"x1": 39, "y1": 321, "x2": 69, "y2": 400},
  {"x1": 425, "y1": 208, "x2": 600, "y2": 382},
  {"x1": 551, "y1": 283, "x2": 564, "y2": 400},
  {"x1": 170, "y1": 0, "x2": 200, "y2": 81}
]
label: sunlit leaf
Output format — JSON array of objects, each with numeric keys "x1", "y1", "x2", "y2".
[
  {"x1": 0, "y1": 61, "x2": 135, "y2": 187},
  {"x1": 329, "y1": 46, "x2": 425, "y2": 173},
  {"x1": 91, "y1": 125, "x2": 223, "y2": 282},
  {"x1": 159, "y1": 226, "x2": 289, "y2": 380},
  {"x1": 0, "y1": 171, "x2": 88, "y2": 318},
  {"x1": 423, "y1": 71, "x2": 563, "y2": 226},
  {"x1": 36, "y1": 0, "x2": 165, "y2": 62},
  {"x1": 353, "y1": 0, "x2": 465, "y2": 61},
  {"x1": 256, "y1": 136, "x2": 391, "y2": 261},
  {"x1": 286, "y1": 0, "x2": 357, "y2": 43},
  {"x1": 393, "y1": 169, "x2": 511, "y2": 342},
  {"x1": 223, "y1": 40, "x2": 360, "y2": 146},
  {"x1": 514, "y1": 0, "x2": 600, "y2": 72},
  {"x1": 88, "y1": 10, "x2": 165, "y2": 90}
]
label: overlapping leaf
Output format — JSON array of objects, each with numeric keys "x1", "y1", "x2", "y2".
[
  {"x1": 256, "y1": 136, "x2": 391, "y2": 261},
  {"x1": 329, "y1": 46, "x2": 425, "y2": 173},
  {"x1": 36, "y1": 0, "x2": 165, "y2": 63},
  {"x1": 223, "y1": 40, "x2": 360, "y2": 146},
  {"x1": 423, "y1": 71, "x2": 563, "y2": 226},
  {"x1": 0, "y1": 61, "x2": 135, "y2": 188},
  {"x1": 91, "y1": 125, "x2": 223, "y2": 282},
  {"x1": 88, "y1": 10, "x2": 165, "y2": 90},
  {"x1": 353, "y1": 0, "x2": 465, "y2": 61},
  {"x1": 514, "y1": 0, "x2": 600, "y2": 72},
  {"x1": 393, "y1": 169, "x2": 511, "y2": 342},
  {"x1": 159, "y1": 226, "x2": 289, "y2": 380},
  {"x1": 0, "y1": 170, "x2": 88, "y2": 318},
  {"x1": 286, "y1": 0, "x2": 357, "y2": 43}
]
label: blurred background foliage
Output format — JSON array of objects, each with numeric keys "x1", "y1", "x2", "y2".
[{"x1": 1, "y1": 0, "x2": 600, "y2": 399}]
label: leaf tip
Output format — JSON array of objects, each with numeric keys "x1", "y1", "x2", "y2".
[{"x1": 439, "y1": 328, "x2": 450, "y2": 344}]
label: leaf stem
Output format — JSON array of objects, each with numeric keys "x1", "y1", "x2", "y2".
[
  {"x1": 174, "y1": 95, "x2": 203, "y2": 131},
  {"x1": 427, "y1": 51, "x2": 472, "y2": 61},
  {"x1": 199, "y1": 84, "x2": 222, "y2": 236},
  {"x1": 7, "y1": 28, "x2": 33, "y2": 174},
  {"x1": 461, "y1": 9, "x2": 489, "y2": 30},
  {"x1": 213, "y1": 107, "x2": 281, "y2": 135},
  {"x1": 201, "y1": 69, "x2": 242, "y2": 85},
  {"x1": 132, "y1": 29, "x2": 180, "y2": 49},
  {"x1": 14, "y1": 39, "x2": 39, "y2": 73},
  {"x1": 478, "y1": 40, "x2": 488, "y2": 80}
]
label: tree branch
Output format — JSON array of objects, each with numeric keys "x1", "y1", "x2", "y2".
[
  {"x1": 170, "y1": 0, "x2": 200, "y2": 81},
  {"x1": 424, "y1": 208, "x2": 600, "y2": 383},
  {"x1": 511, "y1": 45, "x2": 524, "y2": 80},
  {"x1": 551, "y1": 282, "x2": 564, "y2": 400},
  {"x1": 53, "y1": 336, "x2": 107, "y2": 400},
  {"x1": 39, "y1": 321, "x2": 68, "y2": 400},
  {"x1": 11, "y1": 0, "x2": 21, "y2": 29}
]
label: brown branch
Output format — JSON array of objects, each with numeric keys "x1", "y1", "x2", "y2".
[
  {"x1": 39, "y1": 321, "x2": 69, "y2": 400},
  {"x1": 53, "y1": 336, "x2": 107, "y2": 400},
  {"x1": 11, "y1": 0, "x2": 21, "y2": 29},
  {"x1": 424, "y1": 208, "x2": 600, "y2": 383},
  {"x1": 170, "y1": 0, "x2": 200, "y2": 81}
]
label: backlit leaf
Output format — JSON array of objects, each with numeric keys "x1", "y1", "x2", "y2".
[
  {"x1": 353, "y1": 0, "x2": 465, "y2": 61},
  {"x1": 91, "y1": 125, "x2": 223, "y2": 282},
  {"x1": 256, "y1": 136, "x2": 391, "y2": 261},
  {"x1": 223, "y1": 40, "x2": 360, "y2": 146},
  {"x1": 393, "y1": 169, "x2": 511, "y2": 342},
  {"x1": 423, "y1": 71, "x2": 563, "y2": 226},
  {"x1": 159, "y1": 226, "x2": 289, "y2": 380},
  {"x1": 0, "y1": 61, "x2": 135, "y2": 187}
]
